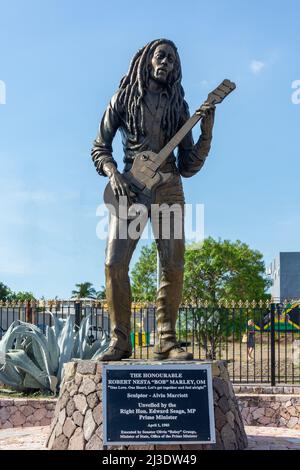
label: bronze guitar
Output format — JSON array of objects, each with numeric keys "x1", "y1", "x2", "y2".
[{"x1": 104, "y1": 79, "x2": 236, "y2": 218}]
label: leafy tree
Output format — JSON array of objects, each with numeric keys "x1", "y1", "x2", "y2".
[
  {"x1": 9, "y1": 291, "x2": 36, "y2": 302},
  {"x1": 131, "y1": 243, "x2": 157, "y2": 302},
  {"x1": 194, "y1": 308, "x2": 230, "y2": 359},
  {"x1": 183, "y1": 237, "x2": 271, "y2": 304},
  {"x1": 130, "y1": 238, "x2": 271, "y2": 359},
  {"x1": 0, "y1": 283, "x2": 35, "y2": 303},
  {"x1": 0, "y1": 282, "x2": 12, "y2": 301},
  {"x1": 130, "y1": 238, "x2": 270, "y2": 304},
  {"x1": 182, "y1": 238, "x2": 271, "y2": 359},
  {"x1": 71, "y1": 282, "x2": 97, "y2": 299}
]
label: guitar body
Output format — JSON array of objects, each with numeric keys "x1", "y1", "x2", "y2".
[{"x1": 103, "y1": 150, "x2": 164, "y2": 218}]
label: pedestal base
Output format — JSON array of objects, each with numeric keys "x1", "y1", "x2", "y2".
[{"x1": 46, "y1": 360, "x2": 247, "y2": 450}]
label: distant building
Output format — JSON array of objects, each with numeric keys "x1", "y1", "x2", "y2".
[{"x1": 268, "y1": 252, "x2": 300, "y2": 301}]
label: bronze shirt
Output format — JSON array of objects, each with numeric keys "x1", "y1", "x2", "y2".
[{"x1": 91, "y1": 89, "x2": 212, "y2": 178}]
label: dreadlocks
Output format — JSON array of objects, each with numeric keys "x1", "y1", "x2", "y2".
[{"x1": 118, "y1": 39, "x2": 185, "y2": 142}]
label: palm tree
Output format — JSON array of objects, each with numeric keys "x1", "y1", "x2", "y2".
[
  {"x1": 96, "y1": 286, "x2": 106, "y2": 300},
  {"x1": 0, "y1": 282, "x2": 12, "y2": 301},
  {"x1": 71, "y1": 282, "x2": 97, "y2": 299}
]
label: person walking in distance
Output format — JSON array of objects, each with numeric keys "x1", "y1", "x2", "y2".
[{"x1": 247, "y1": 319, "x2": 255, "y2": 361}]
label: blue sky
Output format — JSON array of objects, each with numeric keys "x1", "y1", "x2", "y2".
[{"x1": 0, "y1": 0, "x2": 299, "y2": 298}]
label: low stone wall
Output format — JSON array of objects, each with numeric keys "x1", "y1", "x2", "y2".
[
  {"x1": 234, "y1": 385, "x2": 300, "y2": 395},
  {"x1": 1, "y1": 385, "x2": 300, "y2": 431},
  {"x1": 0, "y1": 398, "x2": 56, "y2": 429},
  {"x1": 237, "y1": 394, "x2": 300, "y2": 429},
  {"x1": 46, "y1": 360, "x2": 248, "y2": 451}
]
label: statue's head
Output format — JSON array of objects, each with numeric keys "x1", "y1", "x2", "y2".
[
  {"x1": 119, "y1": 39, "x2": 184, "y2": 141},
  {"x1": 121, "y1": 39, "x2": 182, "y2": 89},
  {"x1": 149, "y1": 42, "x2": 178, "y2": 86}
]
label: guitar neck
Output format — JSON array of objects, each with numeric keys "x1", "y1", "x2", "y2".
[
  {"x1": 154, "y1": 110, "x2": 205, "y2": 170},
  {"x1": 153, "y1": 79, "x2": 236, "y2": 170}
]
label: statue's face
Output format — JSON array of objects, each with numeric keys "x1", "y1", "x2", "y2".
[{"x1": 150, "y1": 43, "x2": 176, "y2": 84}]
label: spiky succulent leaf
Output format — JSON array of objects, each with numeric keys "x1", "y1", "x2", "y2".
[
  {"x1": 45, "y1": 325, "x2": 60, "y2": 374},
  {"x1": 74, "y1": 314, "x2": 91, "y2": 359},
  {"x1": 0, "y1": 313, "x2": 110, "y2": 393},
  {"x1": 0, "y1": 359, "x2": 24, "y2": 390},
  {"x1": 5, "y1": 350, "x2": 50, "y2": 390},
  {"x1": 56, "y1": 315, "x2": 75, "y2": 382}
]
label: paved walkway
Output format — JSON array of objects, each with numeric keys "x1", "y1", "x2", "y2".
[
  {"x1": 245, "y1": 425, "x2": 300, "y2": 450},
  {"x1": 0, "y1": 426, "x2": 49, "y2": 450},
  {"x1": 0, "y1": 425, "x2": 300, "y2": 450}
]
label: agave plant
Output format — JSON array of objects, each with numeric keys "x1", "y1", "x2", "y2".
[{"x1": 0, "y1": 313, "x2": 109, "y2": 394}]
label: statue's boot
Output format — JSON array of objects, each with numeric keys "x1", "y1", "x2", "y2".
[
  {"x1": 99, "y1": 263, "x2": 132, "y2": 361},
  {"x1": 153, "y1": 266, "x2": 193, "y2": 361},
  {"x1": 99, "y1": 324, "x2": 132, "y2": 361}
]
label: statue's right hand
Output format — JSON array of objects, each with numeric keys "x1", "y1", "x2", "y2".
[{"x1": 109, "y1": 171, "x2": 132, "y2": 202}]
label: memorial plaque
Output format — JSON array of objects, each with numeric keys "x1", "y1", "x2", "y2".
[{"x1": 102, "y1": 364, "x2": 215, "y2": 445}]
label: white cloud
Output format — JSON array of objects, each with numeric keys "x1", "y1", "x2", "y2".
[
  {"x1": 250, "y1": 60, "x2": 265, "y2": 75},
  {"x1": 0, "y1": 80, "x2": 6, "y2": 105}
]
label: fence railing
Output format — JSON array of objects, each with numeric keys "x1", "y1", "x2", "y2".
[{"x1": 0, "y1": 299, "x2": 299, "y2": 385}]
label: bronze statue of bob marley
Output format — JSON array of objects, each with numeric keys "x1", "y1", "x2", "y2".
[{"x1": 91, "y1": 39, "x2": 215, "y2": 361}]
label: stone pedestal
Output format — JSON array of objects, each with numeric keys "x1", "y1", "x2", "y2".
[{"x1": 46, "y1": 360, "x2": 247, "y2": 450}]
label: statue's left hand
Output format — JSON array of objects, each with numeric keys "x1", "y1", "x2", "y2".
[{"x1": 200, "y1": 104, "x2": 216, "y2": 139}]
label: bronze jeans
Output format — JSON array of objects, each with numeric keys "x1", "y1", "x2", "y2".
[{"x1": 105, "y1": 170, "x2": 185, "y2": 353}]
